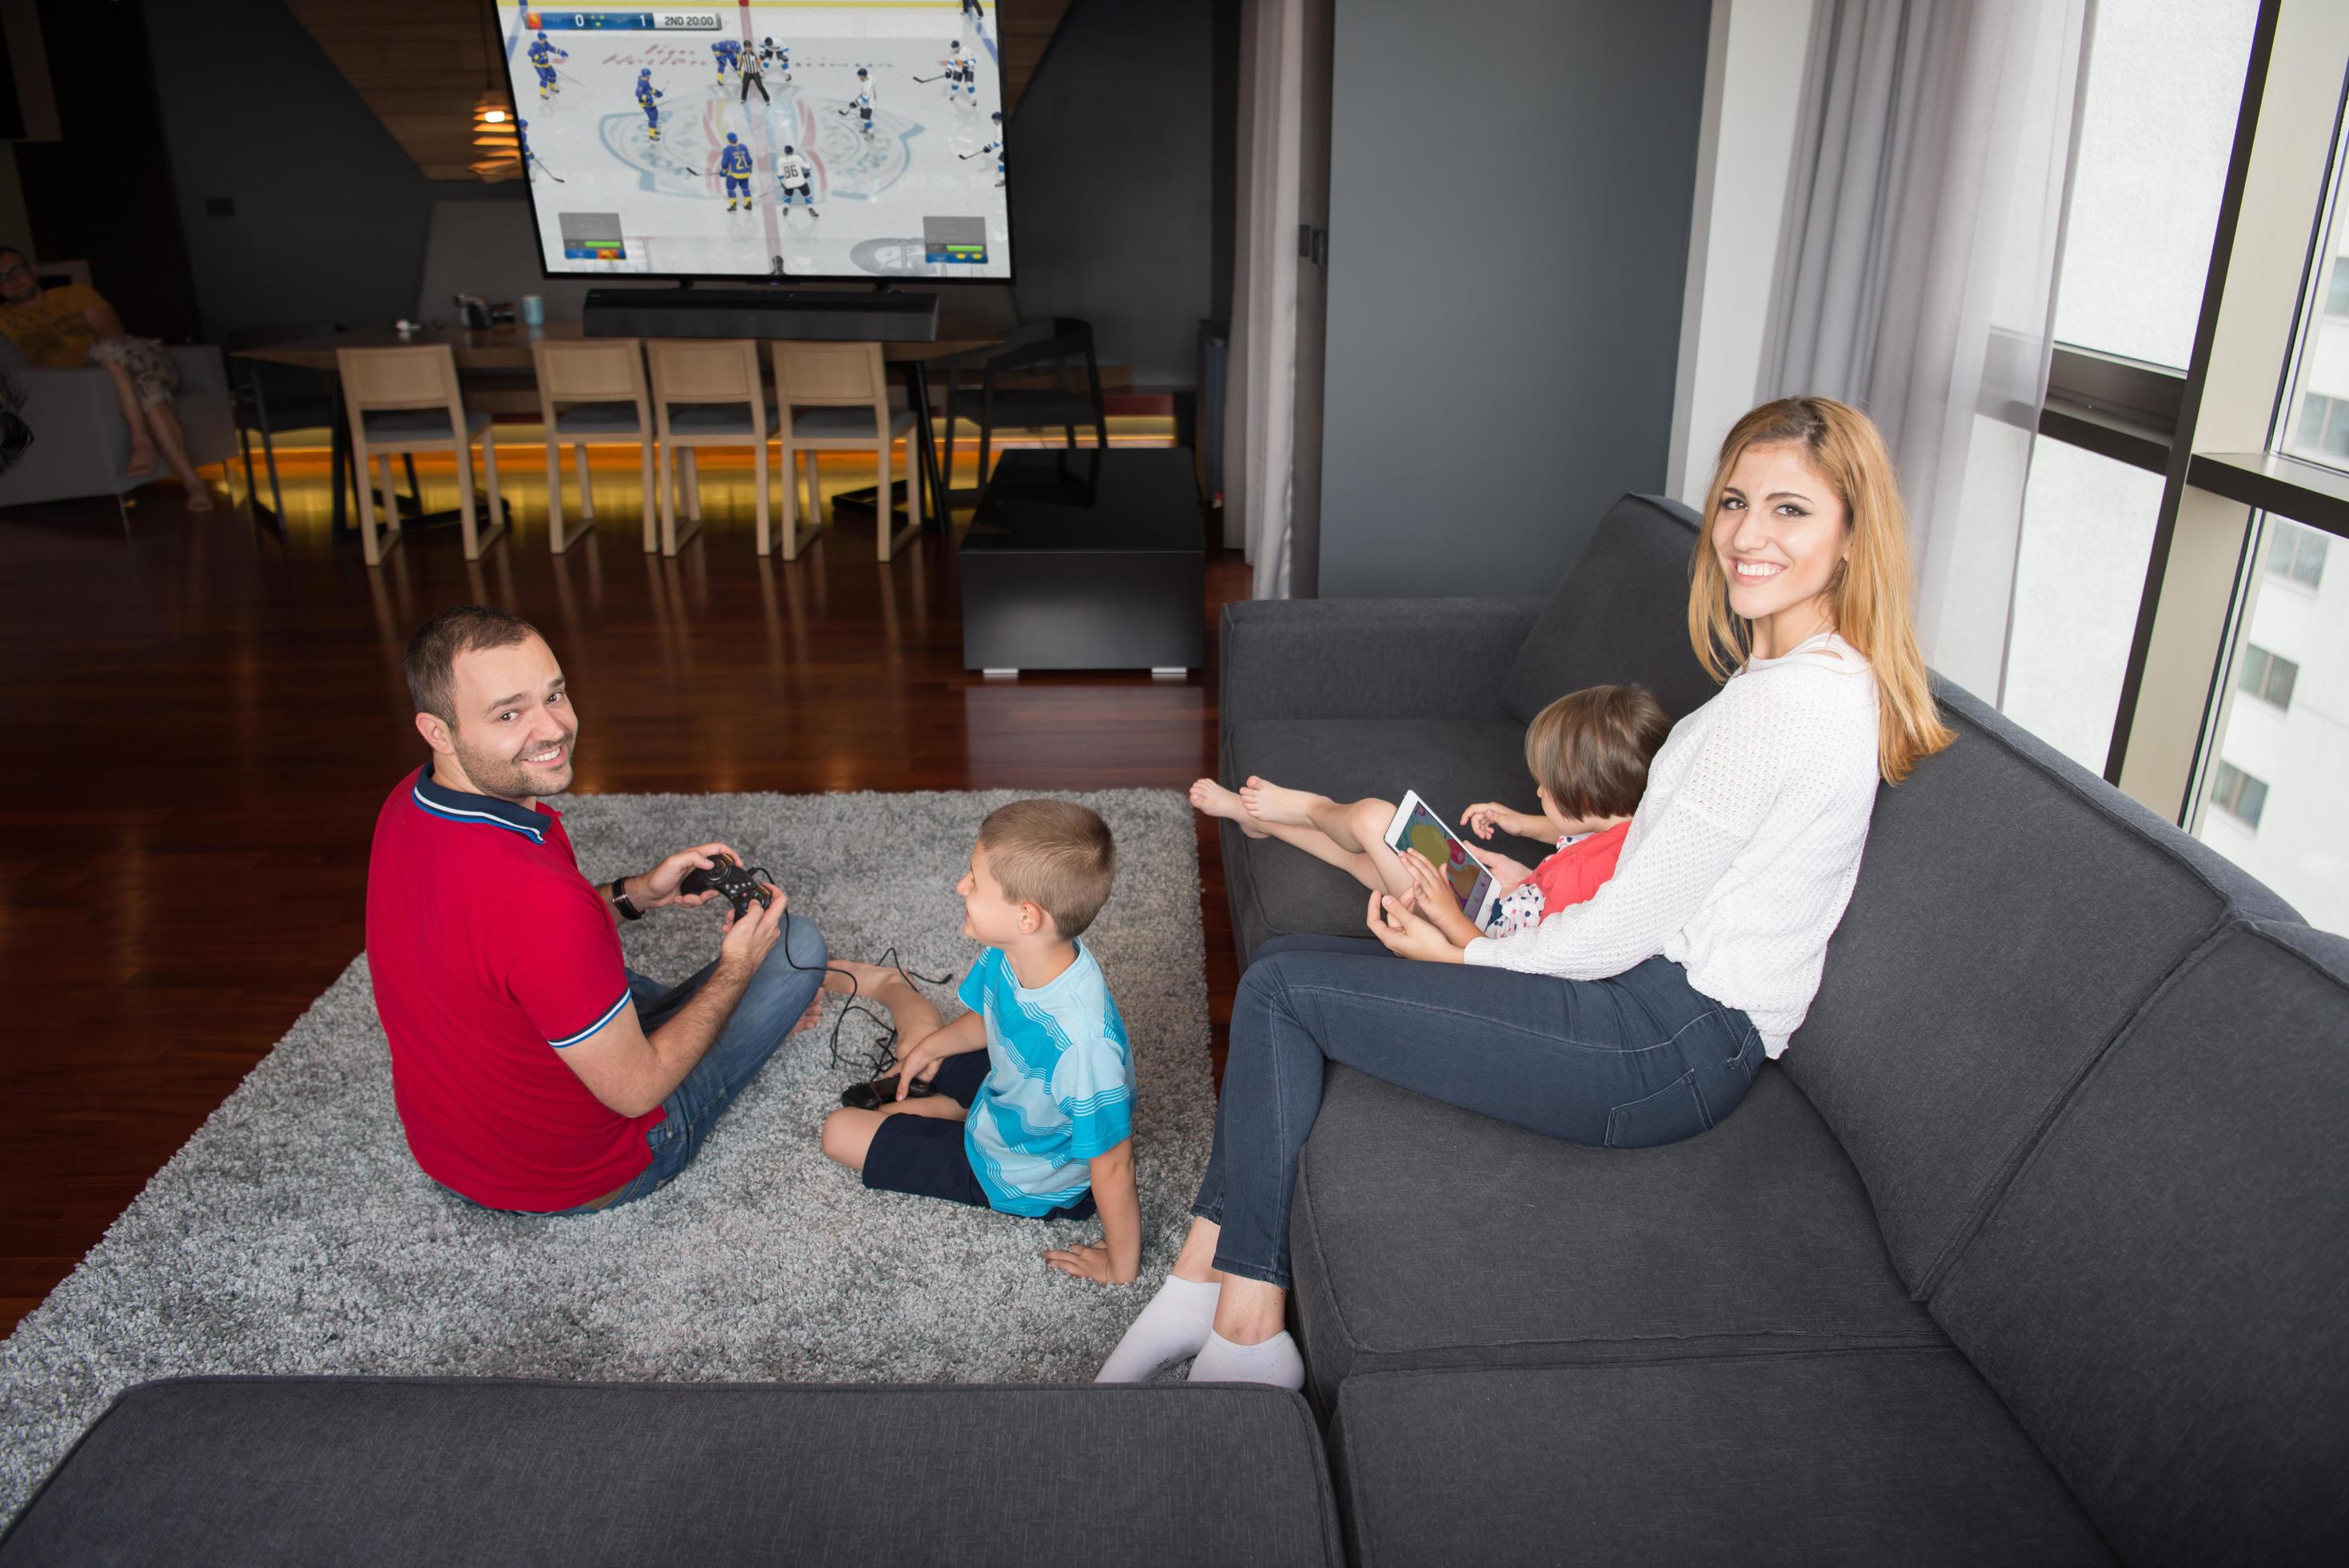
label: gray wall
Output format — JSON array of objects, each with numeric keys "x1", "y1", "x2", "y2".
[
  {"x1": 1314, "y1": 0, "x2": 1711, "y2": 596},
  {"x1": 1010, "y1": 0, "x2": 1215, "y2": 385},
  {"x1": 142, "y1": 0, "x2": 522, "y2": 340}
]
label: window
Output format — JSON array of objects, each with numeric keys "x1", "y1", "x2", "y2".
[
  {"x1": 2292, "y1": 393, "x2": 2349, "y2": 461},
  {"x1": 2207, "y1": 761, "x2": 2268, "y2": 829},
  {"x1": 2266, "y1": 526, "x2": 2327, "y2": 590},
  {"x1": 2235, "y1": 643, "x2": 2299, "y2": 710},
  {"x1": 2194, "y1": 519, "x2": 2340, "y2": 929},
  {"x1": 2050, "y1": 0, "x2": 2261, "y2": 368},
  {"x1": 2016, "y1": 2, "x2": 2349, "y2": 938},
  {"x1": 2003, "y1": 442, "x2": 2165, "y2": 772}
]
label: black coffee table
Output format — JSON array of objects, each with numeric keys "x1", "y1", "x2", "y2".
[{"x1": 958, "y1": 447, "x2": 1207, "y2": 674}]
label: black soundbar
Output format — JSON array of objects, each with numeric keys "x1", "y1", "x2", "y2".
[{"x1": 580, "y1": 287, "x2": 940, "y2": 342}]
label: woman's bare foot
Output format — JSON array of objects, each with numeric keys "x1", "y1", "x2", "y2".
[
  {"x1": 1237, "y1": 776, "x2": 1323, "y2": 829},
  {"x1": 126, "y1": 441, "x2": 157, "y2": 478},
  {"x1": 791, "y1": 993, "x2": 826, "y2": 1034},
  {"x1": 181, "y1": 478, "x2": 214, "y2": 513},
  {"x1": 1190, "y1": 778, "x2": 1267, "y2": 838}
]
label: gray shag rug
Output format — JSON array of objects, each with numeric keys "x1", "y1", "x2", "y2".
[{"x1": 0, "y1": 788, "x2": 1211, "y2": 1522}]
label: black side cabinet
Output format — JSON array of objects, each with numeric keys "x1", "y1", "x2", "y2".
[{"x1": 958, "y1": 448, "x2": 1207, "y2": 674}]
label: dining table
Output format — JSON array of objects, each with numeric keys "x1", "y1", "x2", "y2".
[{"x1": 231, "y1": 320, "x2": 998, "y2": 542}]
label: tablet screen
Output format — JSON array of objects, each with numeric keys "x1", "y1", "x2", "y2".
[{"x1": 1388, "y1": 797, "x2": 1491, "y2": 917}]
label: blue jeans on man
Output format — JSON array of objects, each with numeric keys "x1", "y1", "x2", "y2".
[
  {"x1": 1195, "y1": 934, "x2": 1762, "y2": 1290},
  {"x1": 552, "y1": 911, "x2": 829, "y2": 1214}
]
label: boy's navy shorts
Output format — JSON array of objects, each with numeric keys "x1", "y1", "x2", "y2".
[{"x1": 862, "y1": 1050, "x2": 1098, "y2": 1221}]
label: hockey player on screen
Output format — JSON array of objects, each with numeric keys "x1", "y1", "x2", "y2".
[
  {"x1": 962, "y1": 110, "x2": 1006, "y2": 186},
  {"x1": 775, "y1": 144, "x2": 819, "y2": 218},
  {"x1": 718, "y1": 132, "x2": 754, "y2": 211},
  {"x1": 527, "y1": 31, "x2": 567, "y2": 99},
  {"x1": 635, "y1": 68, "x2": 665, "y2": 140},
  {"x1": 517, "y1": 118, "x2": 562, "y2": 182},
  {"x1": 846, "y1": 66, "x2": 875, "y2": 136},
  {"x1": 941, "y1": 42, "x2": 978, "y2": 104},
  {"x1": 759, "y1": 38, "x2": 793, "y2": 81},
  {"x1": 962, "y1": 0, "x2": 986, "y2": 23},
  {"x1": 712, "y1": 39, "x2": 743, "y2": 86}
]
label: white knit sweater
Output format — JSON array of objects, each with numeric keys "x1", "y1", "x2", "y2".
[{"x1": 1462, "y1": 630, "x2": 1881, "y2": 1055}]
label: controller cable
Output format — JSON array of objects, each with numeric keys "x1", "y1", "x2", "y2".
[{"x1": 723, "y1": 865, "x2": 954, "y2": 1081}]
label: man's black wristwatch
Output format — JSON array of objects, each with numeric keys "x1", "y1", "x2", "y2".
[{"x1": 610, "y1": 878, "x2": 644, "y2": 921}]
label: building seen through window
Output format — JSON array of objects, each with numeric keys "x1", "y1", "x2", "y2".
[
  {"x1": 2208, "y1": 761, "x2": 2268, "y2": 830},
  {"x1": 2235, "y1": 645, "x2": 2298, "y2": 710},
  {"x1": 2267, "y1": 526, "x2": 2327, "y2": 590}
]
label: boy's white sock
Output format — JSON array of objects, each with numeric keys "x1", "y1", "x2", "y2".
[
  {"x1": 1186, "y1": 1330, "x2": 1305, "y2": 1390},
  {"x1": 1094, "y1": 1274, "x2": 1221, "y2": 1383}
]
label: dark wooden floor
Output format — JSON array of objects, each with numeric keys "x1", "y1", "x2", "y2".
[{"x1": 0, "y1": 450, "x2": 1247, "y2": 1335}]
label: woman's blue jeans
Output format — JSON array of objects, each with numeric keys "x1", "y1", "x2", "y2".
[{"x1": 1195, "y1": 935, "x2": 1761, "y2": 1289}]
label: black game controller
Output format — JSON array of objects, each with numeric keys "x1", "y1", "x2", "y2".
[{"x1": 678, "y1": 853, "x2": 774, "y2": 921}]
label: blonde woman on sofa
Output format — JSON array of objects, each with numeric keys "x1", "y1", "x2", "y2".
[{"x1": 1098, "y1": 397, "x2": 1955, "y2": 1389}]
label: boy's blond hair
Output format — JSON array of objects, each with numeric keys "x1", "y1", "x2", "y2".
[
  {"x1": 1523, "y1": 684, "x2": 1674, "y2": 821},
  {"x1": 978, "y1": 799, "x2": 1117, "y2": 938}
]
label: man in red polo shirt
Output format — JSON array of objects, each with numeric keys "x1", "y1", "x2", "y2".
[{"x1": 366, "y1": 606, "x2": 830, "y2": 1214}]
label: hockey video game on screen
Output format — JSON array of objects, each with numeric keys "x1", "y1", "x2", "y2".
[{"x1": 502, "y1": 2, "x2": 1011, "y2": 282}]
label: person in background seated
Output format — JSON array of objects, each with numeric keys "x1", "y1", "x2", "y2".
[
  {"x1": 366, "y1": 606, "x2": 830, "y2": 1216},
  {"x1": 818, "y1": 800, "x2": 1142, "y2": 1286},
  {"x1": 0, "y1": 247, "x2": 212, "y2": 510},
  {"x1": 1190, "y1": 683, "x2": 1674, "y2": 943},
  {"x1": 1098, "y1": 397, "x2": 1955, "y2": 1388}
]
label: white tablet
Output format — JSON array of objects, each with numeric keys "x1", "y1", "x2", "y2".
[{"x1": 1383, "y1": 790, "x2": 1499, "y2": 930}]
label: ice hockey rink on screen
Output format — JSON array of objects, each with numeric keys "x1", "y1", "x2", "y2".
[{"x1": 501, "y1": 2, "x2": 1011, "y2": 280}]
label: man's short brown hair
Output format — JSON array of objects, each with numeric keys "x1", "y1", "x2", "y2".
[
  {"x1": 1523, "y1": 683, "x2": 1674, "y2": 820},
  {"x1": 405, "y1": 606, "x2": 542, "y2": 727},
  {"x1": 978, "y1": 798, "x2": 1117, "y2": 938}
]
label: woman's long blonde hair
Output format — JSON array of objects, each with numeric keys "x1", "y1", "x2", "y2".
[{"x1": 1686, "y1": 397, "x2": 1954, "y2": 785}]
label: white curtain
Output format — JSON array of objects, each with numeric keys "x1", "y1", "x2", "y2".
[
  {"x1": 1223, "y1": 0, "x2": 1306, "y2": 598},
  {"x1": 1761, "y1": 0, "x2": 2088, "y2": 697}
]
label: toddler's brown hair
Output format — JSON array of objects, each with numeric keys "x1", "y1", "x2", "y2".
[{"x1": 1523, "y1": 684, "x2": 1673, "y2": 822}]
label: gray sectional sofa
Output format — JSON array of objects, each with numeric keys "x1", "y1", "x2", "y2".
[
  {"x1": 4, "y1": 495, "x2": 2343, "y2": 1566},
  {"x1": 1224, "y1": 494, "x2": 2349, "y2": 1566}
]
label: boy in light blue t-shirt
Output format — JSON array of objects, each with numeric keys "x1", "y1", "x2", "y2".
[{"x1": 818, "y1": 799, "x2": 1141, "y2": 1284}]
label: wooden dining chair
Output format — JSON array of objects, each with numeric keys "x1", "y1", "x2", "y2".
[
  {"x1": 335, "y1": 344, "x2": 506, "y2": 566},
  {"x1": 530, "y1": 337, "x2": 655, "y2": 554},
  {"x1": 643, "y1": 338, "x2": 771, "y2": 557},
  {"x1": 773, "y1": 341, "x2": 921, "y2": 562}
]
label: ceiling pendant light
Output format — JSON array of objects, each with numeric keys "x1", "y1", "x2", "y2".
[{"x1": 469, "y1": 2, "x2": 521, "y2": 181}]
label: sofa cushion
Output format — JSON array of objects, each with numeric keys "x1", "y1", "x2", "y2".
[
  {"x1": 1327, "y1": 1353, "x2": 2113, "y2": 1567},
  {"x1": 1779, "y1": 679, "x2": 2298, "y2": 1296},
  {"x1": 0, "y1": 1377, "x2": 1345, "y2": 1568},
  {"x1": 1927, "y1": 921, "x2": 2349, "y2": 1568},
  {"x1": 1221, "y1": 717, "x2": 1554, "y2": 959},
  {"x1": 1289, "y1": 1065, "x2": 1943, "y2": 1414},
  {"x1": 1496, "y1": 492, "x2": 1718, "y2": 726}
]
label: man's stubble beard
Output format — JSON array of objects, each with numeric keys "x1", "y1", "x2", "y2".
[{"x1": 452, "y1": 725, "x2": 577, "y2": 803}]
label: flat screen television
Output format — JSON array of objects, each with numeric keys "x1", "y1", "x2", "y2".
[{"x1": 498, "y1": 2, "x2": 1013, "y2": 282}]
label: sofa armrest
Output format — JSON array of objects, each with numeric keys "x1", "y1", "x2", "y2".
[
  {"x1": 0, "y1": 366, "x2": 136, "y2": 507},
  {"x1": 1219, "y1": 597, "x2": 1543, "y2": 724}
]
